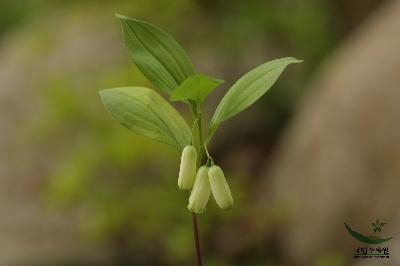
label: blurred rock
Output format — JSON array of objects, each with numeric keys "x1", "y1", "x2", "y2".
[{"x1": 256, "y1": 1, "x2": 400, "y2": 265}]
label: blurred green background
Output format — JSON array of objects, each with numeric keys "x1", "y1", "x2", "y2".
[{"x1": 1, "y1": 0, "x2": 399, "y2": 265}]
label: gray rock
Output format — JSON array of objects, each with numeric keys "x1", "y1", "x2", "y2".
[{"x1": 257, "y1": 1, "x2": 400, "y2": 265}]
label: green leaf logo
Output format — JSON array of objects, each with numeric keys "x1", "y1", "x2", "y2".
[{"x1": 344, "y1": 222, "x2": 393, "y2": 245}]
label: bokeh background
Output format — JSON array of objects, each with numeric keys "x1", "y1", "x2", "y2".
[{"x1": 1, "y1": 0, "x2": 399, "y2": 265}]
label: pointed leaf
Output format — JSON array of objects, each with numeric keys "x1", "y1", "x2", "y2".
[
  {"x1": 116, "y1": 14, "x2": 196, "y2": 95},
  {"x1": 170, "y1": 74, "x2": 224, "y2": 103},
  {"x1": 209, "y1": 57, "x2": 302, "y2": 136},
  {"x1": 100, "y1": 87, "x2": 191, "y2": 149}
]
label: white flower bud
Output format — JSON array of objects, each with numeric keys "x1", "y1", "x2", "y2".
[
  {"x1": 208, "y1": 165, "x2": 233, "y2": 210},
  {"x1": 188, "y1": 166, "x2": 211, "y2": 214},
  {"x1": 178, "y1": 145, "x2": 197, "y2": 190}
]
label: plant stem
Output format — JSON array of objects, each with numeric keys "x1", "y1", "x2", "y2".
[
  {"x1": 192, "y1": 212, "x2": 203, "y2": 266},
  {"x1": 192, "y1": 105, "x2": 203, "y2": 266}
]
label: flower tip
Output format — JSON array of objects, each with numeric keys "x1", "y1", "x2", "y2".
[
  {"x1": 221, "y1": 201, "x2": 234, "y2": 211},
  {"x1": 187, "y1": 204, "x2": 205, "y2": 214},
  {"x1": 178, "y1": 185, "x2": 190, "y2": 191}
]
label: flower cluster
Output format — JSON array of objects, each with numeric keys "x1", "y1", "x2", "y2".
[{"x1": 178, "y1": 145, "x2": 233, "y2": 213}]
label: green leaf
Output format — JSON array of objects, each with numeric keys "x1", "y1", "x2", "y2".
[
  {"x1": 100, "y1": 87, "x2": 191, "y2": 150},
  {"x1": 209, "y1": 57, "x2": 302, "y2": 136},
  {"x1": 170, "y1": 74, "x2": 224, "y2": 103},
  {"x1": 116, "y1": 14, "x2": 196, "y2": 95}
]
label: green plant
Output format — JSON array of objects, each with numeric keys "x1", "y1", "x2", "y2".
[
  {"x1": 372, "y1": 219, "x2": 386, "y2": 232},
  {"x1": 344, "y1": 223, "x2": 393, "y2": 244},
  {"x1": 100, "y1": 13, "x2": 301, "y2": 265}
]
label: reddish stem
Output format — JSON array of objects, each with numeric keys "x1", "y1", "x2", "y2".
[{"x1": 192, "y1": 213, "x2": 203, "y2": 266}]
